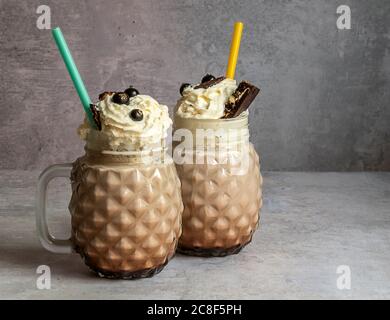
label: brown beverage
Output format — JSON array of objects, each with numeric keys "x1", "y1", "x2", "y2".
[
  {"x1": 36, "y1": 90, "x2": 183, "y2": 278},
  {"x1": 71, "y1": 134, "x2": 182, "y2": 278},
  {"x1": 173, "y1": 111, "x2": 262, "y2": 256}
]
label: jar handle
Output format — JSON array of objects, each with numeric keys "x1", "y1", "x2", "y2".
[{"x1": 36, "y1": 164, "x2": 73, "y2": 253}]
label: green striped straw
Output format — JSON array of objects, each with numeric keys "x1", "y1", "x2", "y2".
[{"x1": 52, "y1": 27, "x2": 96, "y2": 129}]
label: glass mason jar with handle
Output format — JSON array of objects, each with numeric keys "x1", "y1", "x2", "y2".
[
  {"x1": 173, "y1": 111, "x2": 262, "y2": 257},
  {"x1": 36, "y1": 130, "x2": 183, "y2": 279}
]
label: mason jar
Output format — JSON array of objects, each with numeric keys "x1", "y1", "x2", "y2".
[
  {"x1": 173, "y1": 111, "x2": 262, "y2": 257},
  {"x1": 36, "y1": 130, "x2": 183, "y2": 279}
]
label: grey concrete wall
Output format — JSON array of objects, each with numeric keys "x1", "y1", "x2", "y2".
[{"x1": 0, "y1": 0, "x2": 389, "y2": 171}]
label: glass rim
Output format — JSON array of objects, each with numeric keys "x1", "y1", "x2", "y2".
[{"x1": 174, "y1": 110, "x2": 248, "y2": 123}]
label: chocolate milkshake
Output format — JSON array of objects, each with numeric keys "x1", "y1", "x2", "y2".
[
  {"x1": 173, "y1": 75, "x2": 262, "y2": 256},
  {"x1": 37, "y1": 87, "x2": 183, "y2": 279}
]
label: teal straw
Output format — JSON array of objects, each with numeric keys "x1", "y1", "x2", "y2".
[{"x1": 52, "y1": 27, "x2": 96, "y2": 128}]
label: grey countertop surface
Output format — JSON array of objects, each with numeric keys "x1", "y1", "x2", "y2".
[{"x1": 0, "y1": 170, "x2": 389, "y2": 299}]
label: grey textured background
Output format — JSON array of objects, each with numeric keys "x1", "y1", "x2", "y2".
[{"x1": 0, "y1": 0, "x2": 389, "y2": 171}]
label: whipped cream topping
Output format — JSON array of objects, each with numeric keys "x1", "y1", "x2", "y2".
[
  {"x1": 175, "y1": 78, "x2": 237, "y2": 119},
  {"x1": 78, "y1": 94, "x2": 172, "y2": 150}
]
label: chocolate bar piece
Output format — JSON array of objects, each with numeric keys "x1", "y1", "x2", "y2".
[
  {"x1": 224, "y1": 81, "x2": 260, "y2": 118},
  {"x1": 89, "y1": 104, "x2": 102, "y2": 130},
  {"x1": 194, "y1": 76, "x2": 225, "y2": 89}
]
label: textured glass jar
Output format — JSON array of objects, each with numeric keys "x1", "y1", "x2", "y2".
[
  {"x1": 36, "y1": 131, "x2": 183, "y2": 279},
  {"x1": 173, "y1": 111, "x2": 262, "y2": 257}
]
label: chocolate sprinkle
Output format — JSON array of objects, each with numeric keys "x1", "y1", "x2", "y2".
[{"x1": 194, "y1": 76, "x2": 225, "y2": 89}]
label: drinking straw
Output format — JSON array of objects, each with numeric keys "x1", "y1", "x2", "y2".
[
  {"x1": 52, "y1": 27, "x2": 96, "y2": 128},
  {"x1": 226, "y1": 21, "x2": 244, "y2": 79}
]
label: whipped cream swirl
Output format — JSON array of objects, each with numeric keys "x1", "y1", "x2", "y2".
[
  {"x1": 78, "y1": 94, "x2": 172, "y2": 150},
  {"x1": 175, "y1": 78, "x2": 237, "y2": 119}
]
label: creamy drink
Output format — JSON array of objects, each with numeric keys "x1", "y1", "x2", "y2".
[
  {"x1": 173, "y1": 74, "x2": 262, "y2": 256},
  {"x1": 37, "y1": 87, "x2": 183, "y2": 279}
]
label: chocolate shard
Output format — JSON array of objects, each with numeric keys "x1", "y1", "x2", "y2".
[
  {"x1": 223, "y1": 81, "x2": 260, "y2": 118},
  {"x1": 194, "y1": 76, "x2": 225, "y2": 89},
  {"x1": 98, "y1": 91, "x2": 113, "y2": 101},
  {"x1": 89, "y1": 104, "x2": 102, "y2": 130}
]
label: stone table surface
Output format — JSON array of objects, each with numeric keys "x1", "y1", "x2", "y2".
[{"x1": 0, "y1": 170, "x2": 389, "y2": 300}]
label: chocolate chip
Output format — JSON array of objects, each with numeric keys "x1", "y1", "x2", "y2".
[
  {"x1": 180, "y1": 83, "x2": 191, "y2": 96},
  {"x1": 112, "y1": 92, "x2": 129, "y2": 104},
  {"x1": 201, "y1": 74, "x2": 216, "y2": 83},
  {"x1": 129, "y1": 109, "x2": 143, "y2": 121},
  {"x1": 124, "y1": 87, "x2": 139, "y2": 98}
]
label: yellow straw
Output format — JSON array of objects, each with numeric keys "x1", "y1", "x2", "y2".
[{"x1": 226, "y1": 21, "x2": 244, "y2": 79}]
